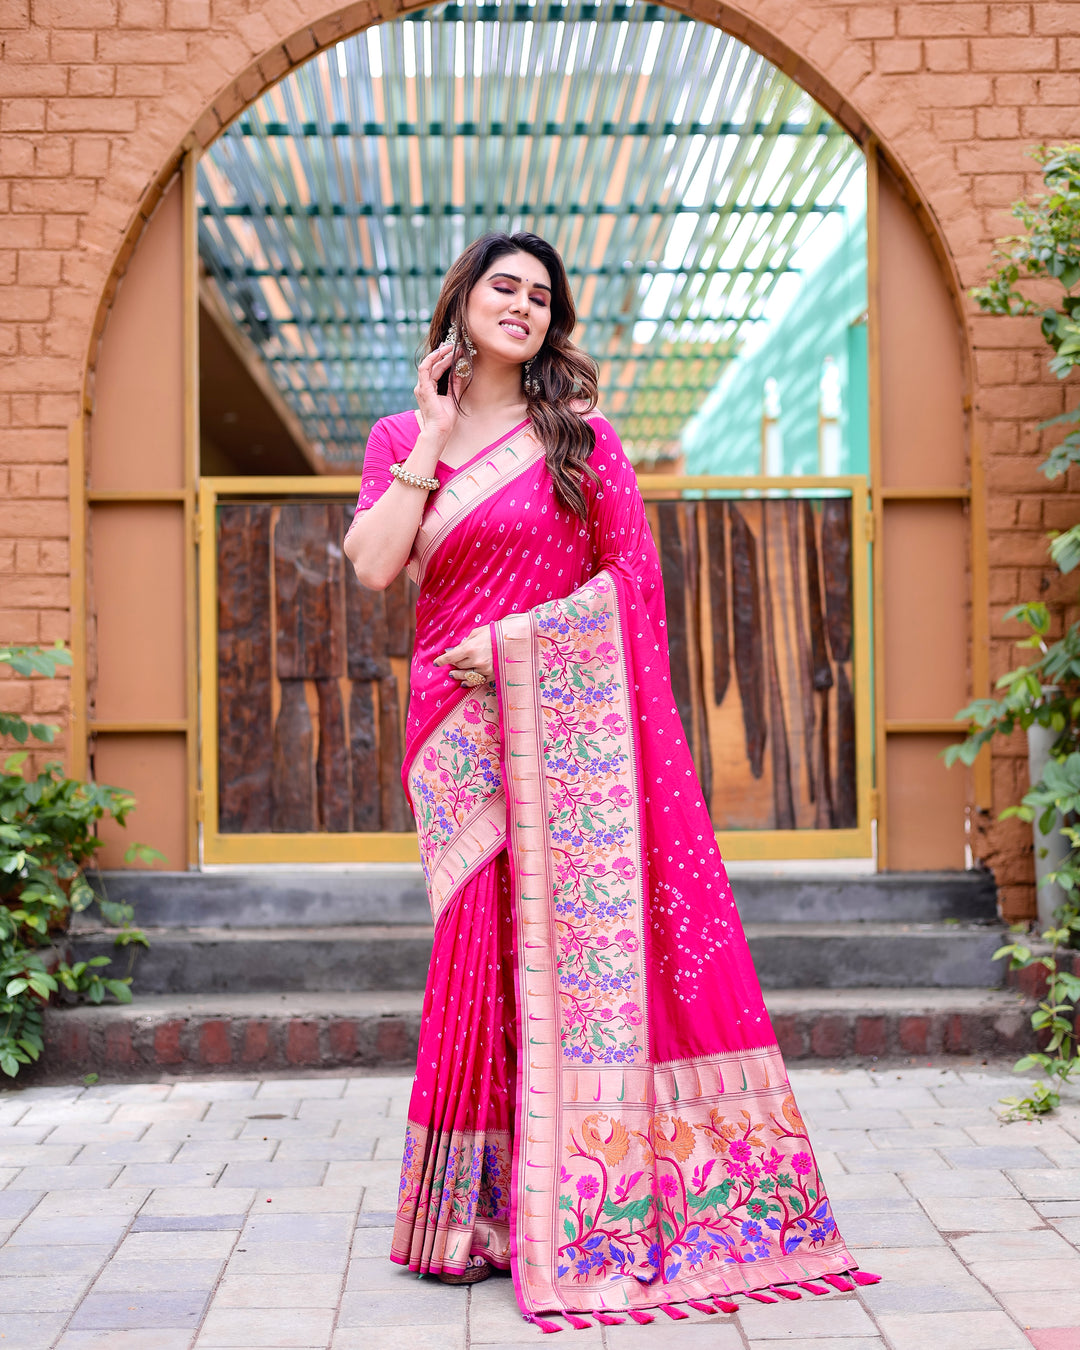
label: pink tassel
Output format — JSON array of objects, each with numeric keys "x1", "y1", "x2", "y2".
[
  {"x1": 526, "y1": 1315, "x2": 564, "y2": 1334},
  {"x1": 823, "y1": 1274, "x2": 854, "y2": 1292},
  {"x1": 627, "y1": 1310, "x2": 654, "y2": 1325},
  {"x1": 593, "y1": 1313, "x2": 624, "y2": 1326},
  {"x1": 563, "y1": 1313, "x2": 591, "y2": 1330},
  {"x1": 659, "y1": 1304, "x2": 688, "y2": 1320},
  {"x1": 746, "y1": 1291, "x2": 778, "y2": 1304},
  {"x1": 772, "y1": 1286, "x2": 801, "y2": 1300},
  {"x1": 716, "y1": 1300, "x2": 740, "y2": 1314},
  {"x1": 851, "y1": 1270, "x2": 881, "y2": 1286},
  {"x1": 798, "y1": 1281, "x2": 829, "y2": 1295},
  {"x1": 687, "y1": 1300, "x2": 716, "y2": 1314}
]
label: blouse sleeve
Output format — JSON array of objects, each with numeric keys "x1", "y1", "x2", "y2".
[
  {"x1": 584, "y1": 415, "x2": 667, "y2": 640},
  {"x1": 351, "y1": 418, "x2": 397, "y2": 520}
]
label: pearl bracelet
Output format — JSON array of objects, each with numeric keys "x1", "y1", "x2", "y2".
[{"x1": 389, "y1": 460, "x2": 440, "y2": 493}]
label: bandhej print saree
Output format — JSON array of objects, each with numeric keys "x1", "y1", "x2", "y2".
[{"x1": 351, "y1": 410, "x2": 877, "y2": 1328}]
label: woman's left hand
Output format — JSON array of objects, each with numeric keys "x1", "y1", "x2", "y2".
[{"x1": 434, "y1": 626, "x2": 495, "y2": 684}]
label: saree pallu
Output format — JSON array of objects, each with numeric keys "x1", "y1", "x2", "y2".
[{"x1": 386, "y1": 416, "x2": 868, "y2": 1319}]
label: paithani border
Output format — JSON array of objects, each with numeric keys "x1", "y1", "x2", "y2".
[
  {"x1": 494, "y1": 569, "x2": 653, "y2": 1315},
  {"x1": 408, "y1": 427, "x2": 546, "y2": 588},
  {"x1": 428, "y1": 792, "x2": 507, "y2": 929},
  {"x1": 549, "y1": 1046, "x2": 858, "y2": 1312},
  {"x1": 405, "y1": 683, "x2": 508, "y2": 929},
  {"x1": 391, "y1": 1122, "x2": 513, "y2": 1274},
  {"x1": 494, "y1": 605, "x2": 563, "y2": 1315}
]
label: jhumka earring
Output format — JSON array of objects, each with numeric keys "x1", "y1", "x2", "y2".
[
  {"x1": 445, "y1": 320, "x2": 476, "y2": 380},
  {"x1": 523, "y1": 358, "x2": 539, "y2": 396}
]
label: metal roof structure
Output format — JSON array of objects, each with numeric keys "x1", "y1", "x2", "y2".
[{"x1": 197, "y1": 0, "x2": 863, "y2": 465}]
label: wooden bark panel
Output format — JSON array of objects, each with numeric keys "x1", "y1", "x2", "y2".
[
  {"x1": 316, "y1": 678, "x2": 350, "y2": 832},
  {"x1": 705, "y1": 501, "x2": 730, "y2": 706},
  {"x1": 343, "y1": 505, "x2": 390, "y2": 680},
  {"x1": 349, "y1": 679, "x2": 381, "y2": 831},
  {"x1": 216, "y1": 498, "x2": 422, "y2": 835},
  {"x1": 275, "y1": 503, "x2": 343, "y2": 680},
  {"x1": 761, "y1": 508, "x2": 795, "y2": 830},
  {"x1": 729, "y1": 504, "x2": 767, "y2": 781},
  {"x1": 272, "y1": 679, "x2": 314, "y2": 831},
  {"x1": 378, "y1": 675, "x2": 411, "y2": 832},
  {"x1": 217, "y1": 504, "x2": 273, "y2": 833},
  {"x1": 649, "y1": 495, "x2": 859, "y2": 834},
  {"x1": 214, "y1": 489, "x2": 861, "y2": 840},
  {"x1": 384, "y1": 570, "x2": 417, "y2": 659}
]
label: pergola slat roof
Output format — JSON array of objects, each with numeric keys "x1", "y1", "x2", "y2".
[{"x1": 198, "y1": 0, "x2": 862, "y2": 463}]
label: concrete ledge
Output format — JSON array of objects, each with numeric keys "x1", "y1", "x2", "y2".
[
  {"x1": 93, "y1": 867, "x2": 999, "y2": 928},
  {"x1": 733, "y1": 869, "x2": 999, "y2": 922},
  {"x1": 25, "y1": 987, "x2": 1036, "y2": 1082},
  {"x1": 69, "y1": 919, "x2": 1008, "y2": 995},
  {"x1": 92, "y1": 867, "x2": 432, "y2": 928}
]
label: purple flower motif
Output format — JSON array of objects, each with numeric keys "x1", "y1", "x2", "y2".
[
  {"x1": 791, "y1": 1152, "x2": 813, "y2": 1175},
  {"x1": 577, "y1": 1175, "x2": 600, "y2": 1199},
  {"x1": 740, "y1": 1220, "x2": 762, "y2": 1241}
]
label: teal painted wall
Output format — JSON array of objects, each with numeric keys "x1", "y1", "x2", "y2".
[{"x1": 682, "y1": 206, "x2": 868, "y2": 478}]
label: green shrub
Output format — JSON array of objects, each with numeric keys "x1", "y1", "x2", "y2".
[{"x1": 1, "y1": 643, "x2": 158, "y2": 1078}]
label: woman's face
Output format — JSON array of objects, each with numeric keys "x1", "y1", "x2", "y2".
[{"x1": 463, "y1": 250, "x2": 553, "y2": 368}]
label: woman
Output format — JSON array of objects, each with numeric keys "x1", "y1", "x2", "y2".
[{"x1": 344, "y1": 232, "x2": 877, "y2": 1330}]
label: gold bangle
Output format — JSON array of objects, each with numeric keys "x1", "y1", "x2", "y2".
[{"x1": 389, "y1": 460, "x2": 440, "y2": 493}]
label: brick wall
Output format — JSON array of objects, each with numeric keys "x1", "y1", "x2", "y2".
[{"x1": 1, "y1": 0, "x2": 1077, "y2": 916}]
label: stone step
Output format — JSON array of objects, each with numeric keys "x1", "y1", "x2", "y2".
[
  {"x1": 94, "y1": 866, "x2": 999, "y2": 928},
  {"x1": 68, "y1": 919, "x2": 1008, "y2": 995},
  {"x1": 31, "y1": 987, "x2": 1036, "y2": 1082}
]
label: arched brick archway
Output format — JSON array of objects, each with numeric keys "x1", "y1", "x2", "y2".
[
  {"x1": 83, "y1": 0, "x2": 974, "y2": 371},
  {"x1": 35, "y1": 0, "x2": 1059, "y2": 915}
]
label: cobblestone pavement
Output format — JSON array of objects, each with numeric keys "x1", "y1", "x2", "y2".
[{"x1": 1, "y1": 1064, "x2": 1078, "y2": 1350}]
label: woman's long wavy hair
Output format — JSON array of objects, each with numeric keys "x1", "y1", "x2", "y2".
[{"x1": 425, "y1": 232, "x2": 599, "y2": 518}]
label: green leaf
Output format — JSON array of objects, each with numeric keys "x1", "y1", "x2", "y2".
[{"x1": 563, "y1": 1218, "x2": 576, "y2": 1241}]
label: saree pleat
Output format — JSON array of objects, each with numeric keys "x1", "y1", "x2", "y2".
[{"x1": 391, "y1": 851, "x2": 517, "y2": 1274}]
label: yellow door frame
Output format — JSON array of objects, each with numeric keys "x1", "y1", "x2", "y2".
[{"x1": 197, "y1": 474, "x2": 874, "y2": 864}]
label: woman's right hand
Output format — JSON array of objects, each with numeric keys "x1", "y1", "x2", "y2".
[{"x1": 414, "y1": 343, "x2": 459, "y2": 443}]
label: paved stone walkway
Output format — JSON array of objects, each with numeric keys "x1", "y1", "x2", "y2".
[{"x1": 1, "y1": 1064, "x2": 1078, "y2": 1350}]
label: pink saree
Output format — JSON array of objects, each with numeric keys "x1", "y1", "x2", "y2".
[{"x1": 352, "y1": 411, "x2": 873, "y2": 1325}]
